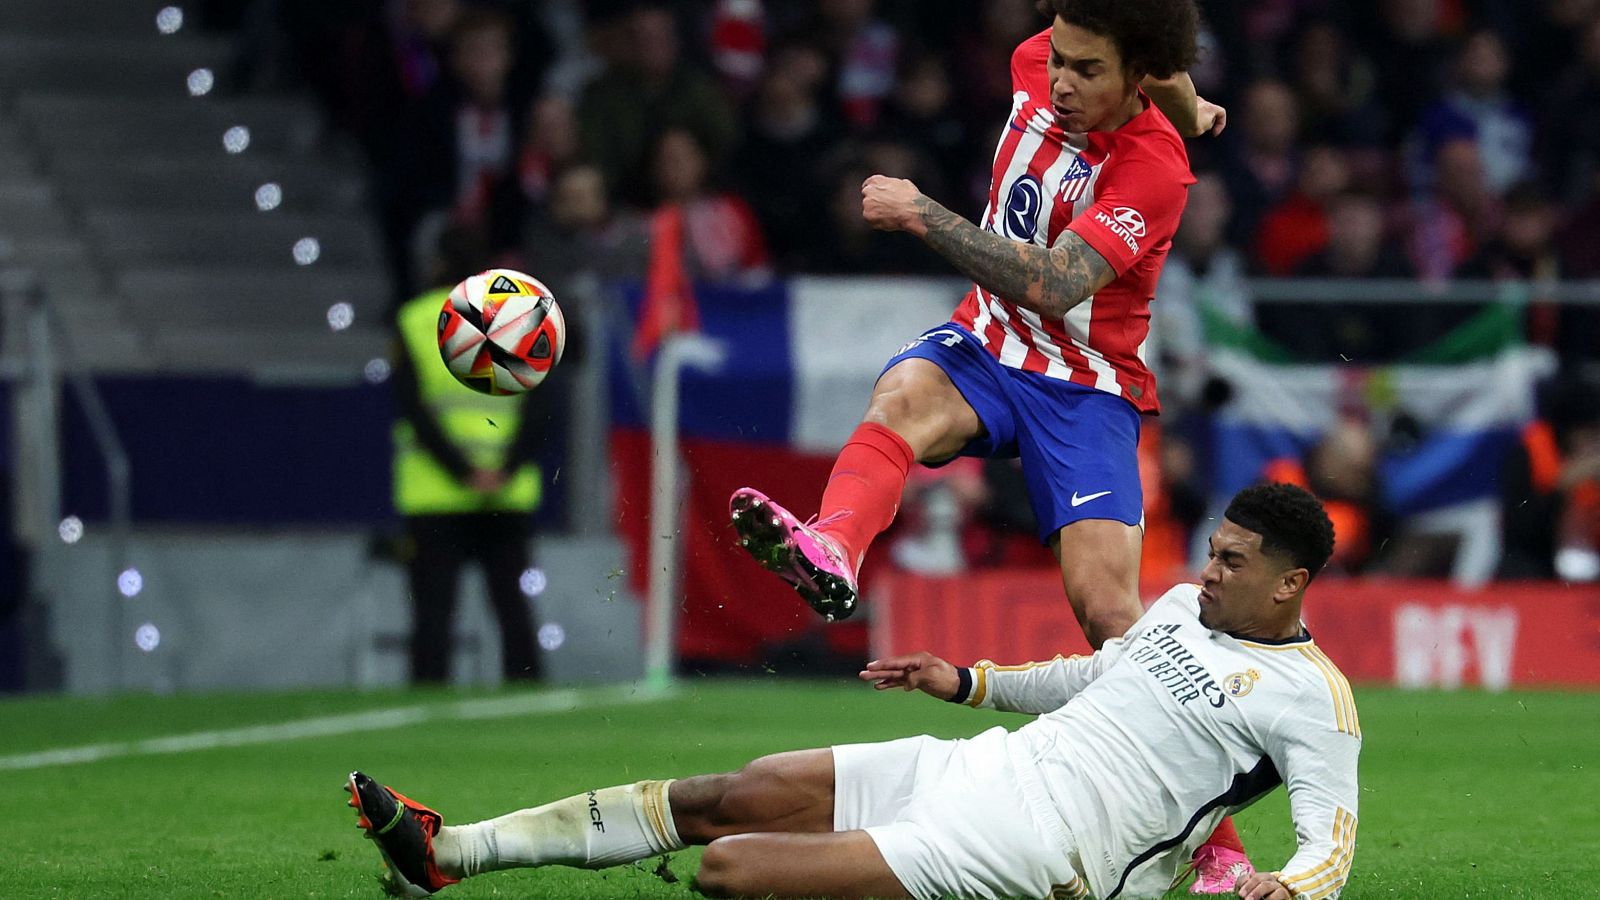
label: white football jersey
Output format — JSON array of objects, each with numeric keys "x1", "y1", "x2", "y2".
[{"x1": 964, "y1": 584, "x2": 1361, "y2": 899}]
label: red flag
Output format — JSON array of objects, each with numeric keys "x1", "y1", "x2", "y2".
[{"x1": 632, "y1": 204, "x2": 702, "y2": 359}]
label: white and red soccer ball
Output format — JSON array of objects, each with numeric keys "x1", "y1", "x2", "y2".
[{"x1": 436, "y1": 268, "x2": 566, "y2": 395}]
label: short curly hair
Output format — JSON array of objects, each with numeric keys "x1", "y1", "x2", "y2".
[
  {"x1": 1048, "y1": 0, "x2": 1199, "y2": 80},
  {"x1": 1224, "y1": 483, "x2": 1337, "y2": 582}
]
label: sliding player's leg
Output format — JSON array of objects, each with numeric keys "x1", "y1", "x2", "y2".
[
  {"x1": 732, "y1": 324, "x2": 1007, "y2": 620},
  {"x1": 345, "y1": 749, "x2": 839, "y2": 895},
  {"x1": 696, "y1": 831, "x2": 909, "y2": 900}
]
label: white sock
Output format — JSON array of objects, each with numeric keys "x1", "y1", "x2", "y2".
[{"x1": 434, "y1": 780, "x2": 684, "y2": 878}]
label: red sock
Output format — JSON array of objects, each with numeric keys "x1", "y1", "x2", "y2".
[
  {"x1": 1201, "y1": 816, "x2": 1246, "y2": 854},
  {"x1": 815, "y1": 422, "x2": 916, "y2": 572}
]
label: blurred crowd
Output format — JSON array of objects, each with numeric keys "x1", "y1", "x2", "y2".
[{"x1": 209, "y1": 0, "x2": 1600, "y2": 584}]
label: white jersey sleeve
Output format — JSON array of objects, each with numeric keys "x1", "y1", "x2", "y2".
[
  {"x1": 961, "y1": 644, "x2": 1126, "y2": 714},
  {"x1": 956, "y1": 585, "x2": 1198, "y2": 715},
  {"x1": 1267, "y1": 658, "x2": 1363, "y2": 899}
]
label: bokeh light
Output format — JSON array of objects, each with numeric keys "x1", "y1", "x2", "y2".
[
  {"x1": 293, "y1": 237, "x2": 321, "y2": 265},
  {"x1": 537, "y1": 623, "x2": 566, "y2": 651},
  {"x1": 134, "y1": 623, "x2": 161, "y2": 652},
  {"x1": 58, "y1": 516, "x2": 84, "y2": 544},
  {"x1": 326, "y1": 301, "x2": 354, "y2": 331},
  {"x1": 118, "y1": 568, "x2": 144, "y2": 598},
  {"x1": 254, "y1": 182, "x2": 282, "y2": 211},
  {"x1": 155, "y1": 6, "x2": 184, "y2": 34},
  {"x1": 519, "y1": 567, "x2": 547, "y2": 597},
  {"x1": 186, "y1": 68, "x2": 214, "y2": 97},
  {"x1": 363, "y1": 358, "x2": 391, "y2": 384},
  {"x1": 222, "y1": 125, "x2": 250, "y2": 154}
]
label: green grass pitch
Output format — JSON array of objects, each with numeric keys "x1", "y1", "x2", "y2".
[{"x1": 4, "y1": 680, "x2": 1596, "y2": 898}]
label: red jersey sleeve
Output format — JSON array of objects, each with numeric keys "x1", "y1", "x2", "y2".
[
  {"x1": 1066, "y1": 154, "x2": 1190, "y2": 276},
  {"x1": 1011, "y1": 29, "x2": 1052, "y2": 95}
]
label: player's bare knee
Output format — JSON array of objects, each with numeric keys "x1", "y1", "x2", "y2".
[{"x1": 695, "y1": 838, "x2": 753, "y2": 898}]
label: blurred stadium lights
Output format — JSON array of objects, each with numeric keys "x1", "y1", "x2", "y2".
[
  {"x1": 293, "y1": 237, "x2": 321, "y2": 265},
  {"x1": 326, "y1": 301, "x2": 353, "y2": 331},
  {"x1": 222, "y1": 126, "x2": 251, "y2": 154},
  {"x1": 537, "y1": 623, "x2": 565, "y2": 651},
  {"x1": 519, "y1": 567, "x2": 547, "y2": 598},
  {"x1": 186, "y1": 68, "x2": 214, "y2": 97},
  {"x1": 57, "y1": 516, "x2": 84, "y2": 545},
  {"x1": 363, "y1": 358, "x2": 391, "y2": 384},
  {"x1": 155, "y1": 6, "x2": 184, "y2": 35},
  {"x1": 254, "y1": 182, "x2": 282, "y2": 211},
  {"x1": 117, "y1": 568, "x2": 144, "y2": 598},
  {"x1": 134, "y1": 623, "x2": 161, "y2": 653}
]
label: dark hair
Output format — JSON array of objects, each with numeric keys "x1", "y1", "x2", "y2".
[
  {"x1": 1224, "y1": 483, "x2": 1336, "y2": 581},
  {"x1": 1048, "y1": 0, "x2": 1199, "y2": 79}
]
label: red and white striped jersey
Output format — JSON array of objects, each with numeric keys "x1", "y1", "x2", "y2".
[{"x1": 950, "y1": 29, "x2": 1195, "y2": 414}]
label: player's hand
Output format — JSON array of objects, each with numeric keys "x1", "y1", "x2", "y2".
[
  {"x1": 1195, "y1": 97, "x2": 1227, "y2": 137},
  {"x1": 859, "y1": 652, "x2": 960, "y2": 700},
  {"x1": 468, "y1": 468, "x2": 507, "y2": 493},
  {"x1": 1234, "y1": 871, "x2": 1291, "y2": 900},
  {"x1": 861, "y1": 175, "x2": 926, "y2": 235}
]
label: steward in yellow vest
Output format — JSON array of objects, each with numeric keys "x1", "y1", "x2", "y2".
[{"x1": 391, "y1": 259, "x2": 552, "y2": 684}]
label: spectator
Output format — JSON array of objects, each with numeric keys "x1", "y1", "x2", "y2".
[
  {"x1": 1541, "y1": 16, "x2": 1600, "y2": 203},
  {"x1": 734, "y1": 41, "x2": 842, "y2": 271},
  {"x1": 1413, "y1": 29, "x2": 1534, "y2": 195},
  {"x1": 1405, "y1": 137, "x2": 1498, "y2": 280},
  {"x1": 1499, "y1": 376, "x2": 1600, "y2": 581},
  {"x1": 1360, "y1": 0, "x2": 1454, "y2": 144},
  {"x1": 1460, "y1": 181, "x2": 1559, "y2": 281},
  {"x1": 518, "y1": 94, "x2": 582, "y2": 209},
  {"x1": 578, "y1": 4, "x2": 738, "y2": 207},
  {"x1": 646, "y1": 128, "x2": 771, "y2": 285},
  {"x1": 1222, "y1": 79, "x2": 1301, "y2": 245},
  {"x1": 521, "y1": 164, "x2": 649, "y2": 294},
  {"x1": 953, "y1": 0, "x2": 1044, "y2": 134},
  {"x1": 1286, "y1": 19, "x2": 1385, "y2": 147},
  {"x1": 1153, "y1": 172, "x2": 1250, "y2": 407},
  {"x1": 1252, "y1": 144, "x2": 1351, "y2": 276},
  {"x1": 1259, "y1": 192, "x2": 1414, "y2": 361},
  {"x1": 877, "y1": 52, "x2": 974, "y2": 208},
  {"x1": 809, "y1": 0, "x2": 901, "y2": 130}
]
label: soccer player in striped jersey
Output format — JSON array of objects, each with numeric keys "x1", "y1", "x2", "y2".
[
  {"x1": 728, "y1": 0, "x2": 1248, "y2": 888},
  {"x1": 348, "y1": 484, "x2": 1359, "y2": 900}
]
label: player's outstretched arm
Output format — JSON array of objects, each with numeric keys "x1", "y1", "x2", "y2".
[
  {"x1": 859, "y1": 652, "x2": 961, "y2": 699},
  {"x1": 1234, "y1": 871, "x2": 1293, "y2": 900},
  {"x1": 862, "y1": 175, "x2": 1115, "y2": 319}
]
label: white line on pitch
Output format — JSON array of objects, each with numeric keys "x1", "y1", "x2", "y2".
[{"x1": 0, "y1": 683, "x2": 674, "y2": 772}]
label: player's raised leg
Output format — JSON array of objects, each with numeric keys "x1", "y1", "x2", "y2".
[
  {"x1": 1051, "y1": 519, "x2": 1145, "y2": 649},
  {"x1": 731, "y1": 355, "x2": 984, "y2": 620}
]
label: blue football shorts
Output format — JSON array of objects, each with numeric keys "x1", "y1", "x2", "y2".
[{"x1": 881, "y1": 322, "x2": 1143, "y2": 542}]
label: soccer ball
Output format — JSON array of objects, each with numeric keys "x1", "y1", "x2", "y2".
[{"x1": 437, "y1": 268, "x2": 566, "y2": 395}]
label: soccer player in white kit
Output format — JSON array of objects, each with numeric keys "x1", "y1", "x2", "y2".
[{"x1": 347, "y1": 483, "x2": 1360, "y2": 899}]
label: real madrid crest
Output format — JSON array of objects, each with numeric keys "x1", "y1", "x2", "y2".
[{"x1": 1224, "y1": 669, "x2": 1261, "y2": 698}]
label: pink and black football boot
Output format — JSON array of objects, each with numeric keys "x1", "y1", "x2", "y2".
[{"x1": 729, "y1": 487, "x2": 859, "y2": 621}]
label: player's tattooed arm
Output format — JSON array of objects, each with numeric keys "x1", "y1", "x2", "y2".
[{"x1": 912, "y1": 194, "x2": 1116, "y2": 319}]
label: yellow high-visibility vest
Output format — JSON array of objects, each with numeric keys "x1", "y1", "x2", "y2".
[{"x1": 392, "y1": 289, "x2": 541, "y2": 516}]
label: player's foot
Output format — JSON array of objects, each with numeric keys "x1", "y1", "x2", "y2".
[
  {"x1": 729, "y1": 487, "x2": 859, "y2": 621},
  {"x1": 1187, "y1": 844, "x2": 1254, "y2": 894},
  {"x1": 345, "y1": 771, "x2": 460, "y2": 897}
]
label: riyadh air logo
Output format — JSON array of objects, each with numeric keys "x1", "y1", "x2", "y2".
[
  {"x1": 1093, "y1": 204, "x2": 1146, "y2": 253},
  {"x1": 1003, "y1": 175, "x2": 1043, "y2": 241}
]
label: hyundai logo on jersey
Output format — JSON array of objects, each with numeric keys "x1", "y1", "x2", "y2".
[{"x1": 1003, "y1": 174, "x2": 1043, "y2": 241}]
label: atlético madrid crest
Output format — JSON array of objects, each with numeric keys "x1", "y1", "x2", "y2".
[{"x1": 1224, "y1": 669, "x2": 1262, "y2": 697}]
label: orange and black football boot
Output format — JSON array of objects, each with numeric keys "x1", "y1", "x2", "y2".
[{"x1": 345, "y1": 771, "x2": 461, "y2": 897}]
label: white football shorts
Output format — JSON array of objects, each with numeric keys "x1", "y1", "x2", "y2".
[{"x1": 832, "y1": 725, "x2": 1090, "y2": 900}]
